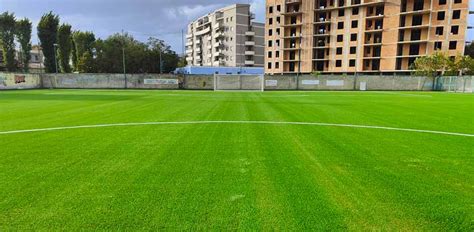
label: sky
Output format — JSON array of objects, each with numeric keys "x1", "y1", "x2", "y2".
[{"x1": 0, "y1": 0, "x2": 473, "y2": 53}]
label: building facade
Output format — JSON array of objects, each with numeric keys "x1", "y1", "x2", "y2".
[
  {"x1": 185, "y1": 4, "x2": 265, "y2": 67},
  {"x1": 0, "y1": 46, "x2": 44, "y2": 73},
  {"x1": 265, "y1": 0, "x2": 471, "y2": 74}
]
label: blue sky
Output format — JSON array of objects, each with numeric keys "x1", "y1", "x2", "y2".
[{"x1": 0, "y1": 0, "x2": 472, "y2": 53}]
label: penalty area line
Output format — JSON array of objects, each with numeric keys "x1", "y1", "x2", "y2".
[{"x1": 0, "y1": 121, "x2": 472, "y2": 137}]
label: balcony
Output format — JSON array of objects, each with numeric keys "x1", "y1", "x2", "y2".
[
  {"x1": 186, "y1": 34, "x2": 192, "y2": 39},
  {"x1": 185, "y1": 42, "x2": 193, "y2": 46},
  {"x1": 397, "y1": 40, "x2": 428, "y2": 44},
  {"x1": 282, "y1": 22, "x2": 303, "y2": 27},
  {"x1": 186, "y1": 49, "x2": 193, "y2": 54},
  {"x1": 215, "y1": 31, "x2": 225, "y2": 38},
  {"x1": 214, "y1": 51, "x2": 223, "y2": 57},
  {"x1": 213, "y1": 42, "x2": 223, "y2": 48},
  {"x1": 245, "y1": 41, "x2": 255, "y2": 46},
  {"x1": 244, "y1": 60, "x2": 255, "y2": 65},
  {"x1": 186, "y1": 57, "x2": 193, "y2": 62},
  {"x1": 245, "y1": 51, "x2": 255, "y2": 56},
  {"x1": 285, "y1": 0, "x2": 301, "y2": 4},
  {"x1": 245, "y1": 31, "x2": 255, "y2": 36},
  {"x1": 195, "y1": 27, "x2": 211, "y2": 36},
  {"x1": 282, "y1": 10, "x2": 302, "y2": 16}
]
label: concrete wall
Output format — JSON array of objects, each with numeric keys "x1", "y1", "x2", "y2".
[
  {"x1": 183, "y1": 75, "x2": 214, "y2": 90},
  {"x1": 0, "y1": 73, "x2": 41, "y2": 90},
  {"x1": 0, "y1": 72, "x2": 472, "y2": 92},
  {"x1": 41, "y1": 74, "x2": 180, "y2": 89}
]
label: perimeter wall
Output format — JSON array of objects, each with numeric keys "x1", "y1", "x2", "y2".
[{"x1": 0, "y1": 72, "x2": 472, "y2": 92}]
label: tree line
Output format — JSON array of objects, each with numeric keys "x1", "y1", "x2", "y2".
[{"x1": 0, "y1": 11, "x2": 181, "y2": 74}]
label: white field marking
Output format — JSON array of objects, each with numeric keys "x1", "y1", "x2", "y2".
[{"x1": 0, "y1": 121, "x2": 473, "y2": 137}]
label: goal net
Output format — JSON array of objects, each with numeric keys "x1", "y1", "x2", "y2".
[{"x1": 214, "y1": 74, "x2": 264, "y2": 91}]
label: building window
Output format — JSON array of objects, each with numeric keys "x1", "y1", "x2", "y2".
[
  {"x1": 349, "y1": 59, "x2": 356, "y2": 67},
  {"x1": 352, "y1": 21, "x2": 358, "y2": 28},
  {"x1": 434, "y1": 42, "x2": 442, "y2": 50},
  {"x1": 275, "y1": 62, "x2": 279, "y2": 69},
  {"x1": 338, "y1": 22, "x2": 344, "y2": 29},
  {"x1": 352, "y1": 7, "x2": 359, "y2": 15},
  {"x1": 350, "y1": 47, "x2": 356, "y2": 54},
  {"x1": 336, "y1": 47, "x2": 343, "y2": 54},
  {"x1": 454, "y1": 0, "x2": 461, "y2": 3},
  {"x1": 337, "y1": 35, "x2": 343, "y2": 42},
  {"x1": 336, "y1": 60, "x2": 342, "y2": 67},
  {"x1": 269, "y1": 18, "x2": 273, "y2": 25},
  {"x1": 449, "y1": 41, "x2": 457, "y2": 50},
  {"x1": 452, "y1": 10, "x2": 461, "y2": 19},
  {"x1": 276, "y1": 16, "x2": 280, "y2": 24},
  {"x1": 276, "y1": 28, "x2": 280, "y2": 35},
  {"x1": 451, "y1": 26, "x2": 459, "y2": 35},
  {"x1": 436, "y1": 26, "x2": 444, "y2": 36},
  {"x1": 439, "y1": 0, "x2": 446, "y2": 5},
  {"x1": 269, "y1": 6, "x2": 273, "y2": 14},
  {"x1": 277, "y1": 5, "x2": 281, "y2": 12},
  {"x1": 268, "y1": 51, "x2": 272, "y2": 58},
  {"x1": 437, "y1": 11, "x2": 445, "y2": 20},
  {"x1": 268, "y1": 40, "x2": 273, "y2": 47},
  {"x1": 276, "y1": 51, "x2": 280, "y2": 58},
  {"x1": 351, "y1": 34, "x2": 357, "y2": 41},
  {"x1": 338, "y1": 9, "x2": 345, "y2": 17},
  {"x1": 268, "y1": 62, "x2": 272, "y2": 69},
  {"x1": 276, "y1": 40, "x2": 280, "y2": 47}
]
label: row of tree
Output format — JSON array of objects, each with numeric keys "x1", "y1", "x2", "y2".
[
  {"x1": 0, "y1": 12, "x2": 32, "y2": 72},
  {"x1": 413, "y1": 53, "x2": 474, "y2": 89},
  {"x1": 0, "y1": 11, "x2": 181, "y2": 74}
]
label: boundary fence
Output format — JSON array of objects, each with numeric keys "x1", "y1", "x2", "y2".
[{"x1": 0, "y1": 73, "x2": 472, "y2": 93}]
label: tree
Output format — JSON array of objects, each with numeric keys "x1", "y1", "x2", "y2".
[
  {"x1": 72, "y1": 31, "x2": 95, "y2": 70},
  {"x1": 0, "y1": 12, "x2": 17, "y2": 72},
  {"x1": 71, "y1": 38, "x2": 77, "y2": 71},
  {"x1": 412, "y1": 52, "x2": 449, "y2": 90},
  {"x1": 448, "y1": 55, "x2": 474, "y2": 76},
  {"x1": 37, "y1": 12, "x2": 59, "y2": 73},
  {"x1": 15, "y1": 18, "x2": 32, "y2": 73},
  {"x1": 465, "y1": 42, "x2": 474, "y2": 58},
  {"x1": 77, "y1": 51, "x2": 94, "y2": 73},
  {"x1": 57, "y1": 24, "x2": 72, "y2": 73}
]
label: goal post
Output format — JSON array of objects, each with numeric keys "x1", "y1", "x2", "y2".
[{"x1": 214, "y1": 74, "x2": 264, "y2": 91}]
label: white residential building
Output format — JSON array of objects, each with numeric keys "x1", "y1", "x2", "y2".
[{"x1": 185, "y1": 4, "x2": 265, "y2": 67}]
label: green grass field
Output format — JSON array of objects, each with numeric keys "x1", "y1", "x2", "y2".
[{"x1": 0, "y1": 90, "x2": 473, "y2": 230}]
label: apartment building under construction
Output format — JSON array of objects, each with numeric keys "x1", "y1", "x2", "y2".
[
  {"x1": 185, "y1": 4, "x2": 264, "y2": 67},
  {"x1": 265, "y1": 0, "x2": 471, "y2": 74}
]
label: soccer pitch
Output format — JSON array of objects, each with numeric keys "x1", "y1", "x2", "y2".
[{"x1": 0, "y1": 90, "x2": 472, "y2": 230}]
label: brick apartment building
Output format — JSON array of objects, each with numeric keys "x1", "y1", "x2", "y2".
[{"x1": 265, "y1": 0, "x2": 471, "y2": 74}]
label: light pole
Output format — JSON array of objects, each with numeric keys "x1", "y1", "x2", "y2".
[
  {"x1": 297, "y1": 33, "x2": 302, "y2": 77},
  {"x1": 122, "y1": 30, "x2": 127, "y2": 89},
  {"x1": 53, "y1": 43, "x2": 59, "y2": 73},
  {"x1": 159, "y1": 49, "x2": 163, "y2": 74}
]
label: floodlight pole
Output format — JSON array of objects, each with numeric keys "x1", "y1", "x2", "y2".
[
  {"x1": 297, "y1": 33, "x2": 302, "y2": 78},
  {"x1": 122, "y1": 30, "x2": 127, "y2": 89}
]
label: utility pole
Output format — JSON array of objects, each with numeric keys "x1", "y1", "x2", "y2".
[{"x1": 122, "y1": 29, "x2": 127, "y2": 89}]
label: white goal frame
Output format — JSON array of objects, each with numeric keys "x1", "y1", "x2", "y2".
[{"x1": 213, "y1": 74, "x2": 265, "y2": 92}]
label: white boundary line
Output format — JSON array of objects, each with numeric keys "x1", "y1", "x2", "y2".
[{"x1": 0, "y1": 121, "x2": 472, "y2": 137}]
